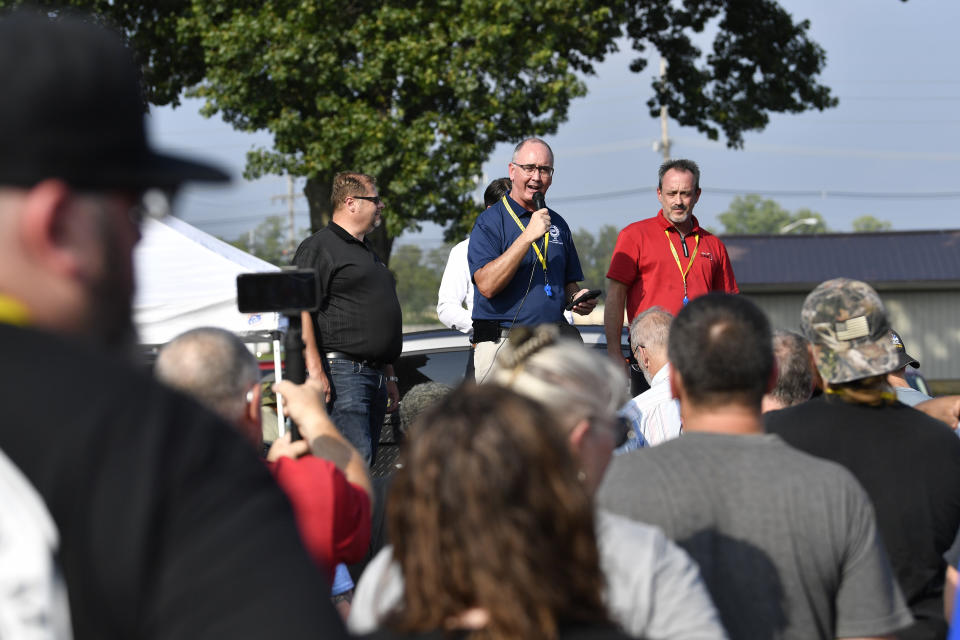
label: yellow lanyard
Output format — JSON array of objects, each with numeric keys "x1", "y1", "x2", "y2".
[
  {"x1": 503, "y1": 195, "x2": 552, "y2": 295},
  {"x1": 503, "y1": 195, "x2": 548, "y2": 269},
  {"x1": 0, "y1": 294, "x2": 30, "y2": 326},
  {"x1": 665, "y1": 230, "x2": 699, "y2": 305}
]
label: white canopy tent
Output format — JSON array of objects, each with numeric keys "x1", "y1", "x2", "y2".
[
  {"x1": 134, "y1": 215, "x2": 283, "y2": 347},
  {"x1": 134, "y1": 216, "x2": 291, "y2": 436}
]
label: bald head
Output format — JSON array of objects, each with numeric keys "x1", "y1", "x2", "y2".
[
  {"x1": 155, "y1": 328, "x2": 260, "y2": 432},
  {"x1": 629, "y1": 307, "x2": 673, "y2": 383}
]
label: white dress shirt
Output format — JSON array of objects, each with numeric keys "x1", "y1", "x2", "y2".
[
  {"x1": 436, "y1": 238, "x2": 474, "y2": 334},
  {"x1": 621, "y1": 363, "x2": 683, "y2": 446}
]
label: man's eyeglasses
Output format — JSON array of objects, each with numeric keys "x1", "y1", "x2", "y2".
[
  {"x1": 629, "y1": 343, "x2": 645, "y2": 373},
  {"x1": 511, "y1": 162, "x2": 555, "y2": 178},
  {"x1": 353, "y1": 195, "x2": 382, "y2": 205}
]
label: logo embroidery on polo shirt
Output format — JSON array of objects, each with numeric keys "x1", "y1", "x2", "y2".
[
  {"x1": 700, "y1": 251, "x2": 713, "y2": 261},
  {"x1": 548, "y1": 225, "x2": 562, "y2": 244}
]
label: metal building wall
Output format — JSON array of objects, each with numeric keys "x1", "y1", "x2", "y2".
[{"x1": 744, "y1": 289, "x2": 960, "y2": 382}]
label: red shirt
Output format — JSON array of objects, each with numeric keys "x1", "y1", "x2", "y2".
[
  {"x1": 268, "y1": 455, "x2": 371, "y2": 583},
  {"x1": 607, "y1": 210, "x2": 739, "y2": 318}
]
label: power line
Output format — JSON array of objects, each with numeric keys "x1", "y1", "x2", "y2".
[
  {"x1": 184, "y1": 211, "x2": 310, "y2": 225},
  {"x1": 184, "y1": 186, "x2": 960, "y2": 228},
  {"x1": 842, "y1": 95, "x2": 960, "y2": 101},
  {"x1": 550, "y1": 187, "x2": 960, "y2": 203}
]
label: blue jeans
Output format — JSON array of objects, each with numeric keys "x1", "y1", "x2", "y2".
[{"x1": 326, "y1": 358, "x2": 387, "y2": 465}]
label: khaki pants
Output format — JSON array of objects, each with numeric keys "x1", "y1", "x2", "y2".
[
  {"x1": 473, "y1": 339, "x2": 503, "y2": 383},
  {"x1": 473, "y1": 322, "x2": 582, "y2": 382}
]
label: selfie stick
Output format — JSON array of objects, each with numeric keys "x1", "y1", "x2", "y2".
[{"x1": 282, "y1": 313, "x2": 307, "y2": 441}]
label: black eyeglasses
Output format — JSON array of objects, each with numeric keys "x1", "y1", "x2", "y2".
[
  {"x1": 511, "y1": 162, "x2": 555, "y2": 178},
  {"x1": 352, "y1": 195, "x2": 382, "y2": 205},
  {"x1": 629, "y1": 343, "x2": 646, "y2": 373}
]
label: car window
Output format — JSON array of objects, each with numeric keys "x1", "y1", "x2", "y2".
[{"x1": 395, "y1": 348, "x2": 471, "y2": 397}]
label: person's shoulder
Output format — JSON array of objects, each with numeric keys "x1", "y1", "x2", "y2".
[
  {"x1": 293, "y1": 227, "x2": 336, "y2": 264},
  {"x1": 299, "y1": 226, "x2": 335, "y2": 245},
  {"x1": 602, "y1": 441, "x2": 672, "y2": 484},
  {"x1": 623, "y1": 215, "x2": 662, "y2": 233},
  {"x1": 596, "y1": 509, "x2": 671, "y2": 550},
  {"x1": 548, "y1": 208, "x2": 572, "y2": 228},
  {"x1": 898, "y1": 402, "x2": 960, "y2": 447},
  {"x1": 0, "y1": 324, "x2": 169, "y2": 414},
  {"x1": 893, "y1": 386, "x2": 930, "y2": 406},
  {"x1": 694, "y1": 224, "x2": 724, "y2": 244},
  {"x1": 764, "y1": 432, "x2": 865, "y2": 484},
  {"x1": 764, "y1": 396, "x2": 825, "y2": 430},
  {"x1": 695, "y1": 224, "x2": 717, "y2": 238},
  {"x1": 476, "y1": 200, "x2": 506, "y2": 222}
]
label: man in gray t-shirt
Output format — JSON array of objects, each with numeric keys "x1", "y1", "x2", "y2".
[{"x1": 597, "y1": 293, "x2": 912, "y2": 640}]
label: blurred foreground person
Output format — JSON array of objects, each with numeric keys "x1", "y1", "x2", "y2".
[
  {"x1": 361, "y1": 385, "x2": 635, "y2": 640},
  {"x1": 348, "y1": 381, "x2": 453, "y2": 582},
  {"x1": 0, "y1": 11, "x2": 344, "y2": 639},
  {"x1": 600, "y1": 293, "x2": 912, "y2": 640},
  {"x1": 155, "y1": 327, "x2": 372, "y2": 582},
  {"x1": 351, "y1": 327, "x2": 726, "y2": 639},
  {"x1": 766, "y1": 279, "x2": 960, "y2": 639}
]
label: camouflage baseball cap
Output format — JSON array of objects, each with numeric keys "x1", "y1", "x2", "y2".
[{"x1": 800, "y1": 278, "x2": 900, "y2": 384}]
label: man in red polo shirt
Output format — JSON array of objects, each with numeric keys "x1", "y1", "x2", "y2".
[{"x1": 604, "y1": 159, "x2": 738, "y2": 366}]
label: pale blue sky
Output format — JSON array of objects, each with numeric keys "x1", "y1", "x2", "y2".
[{"x1": 147, "y1": 0, "x2": 960, "y2": 247}]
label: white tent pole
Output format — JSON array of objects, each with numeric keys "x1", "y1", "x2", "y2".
[{"x1": 273, "y1": 338, "x2": 285, "y2": 437}]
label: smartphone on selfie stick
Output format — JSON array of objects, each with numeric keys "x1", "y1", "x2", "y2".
[{"x1": 237, "y1": 269, "x2": 320, "y2": 441}]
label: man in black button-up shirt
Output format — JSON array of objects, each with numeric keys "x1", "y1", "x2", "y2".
[{"x1": 293, "y1": 172, "x2": 402, "y2": 464}]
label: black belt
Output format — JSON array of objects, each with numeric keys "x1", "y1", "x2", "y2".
[
  {"x1": 472, "y1": 320, "x2": 511, "y2": 344},
  {"x1": 324, "y1": 351, "x2": 385, "y2": 370},
  {"x1": 473, "y1": 319, "x2": 581, "y2": 344}
]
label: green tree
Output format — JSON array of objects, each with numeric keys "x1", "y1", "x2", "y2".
[
  {"x1": 719, "y1": 195, "x2": 828, "y2": 234},
  {"x1": 625, "y1": 0, "x2": 836, "y2": 148},
  {"x1": 228, "y1": 214, "x2": 308, "y2": 265},
  {"x1": 852, "y1": 215, "x2": 892, "y2": 232},
  {"x1": 390, "y1": 243, "x2": 446, "y2": 325},
  {"x1": 573, "y1": 225, "x2": 619, "y2": 293},
  {"x1": 23, "y1": 0, "x2": 837, "y2": 260}
]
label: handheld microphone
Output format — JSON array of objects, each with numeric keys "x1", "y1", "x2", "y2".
[{"x1": 532, "y1": 192, "x2": 546, "y2": 211}]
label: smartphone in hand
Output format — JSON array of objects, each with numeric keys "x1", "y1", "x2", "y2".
[{"x1": 565, "y1": 289, "x2": 602, "y2": 311}]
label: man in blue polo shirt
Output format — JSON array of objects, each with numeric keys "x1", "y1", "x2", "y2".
[{"x1": 468, "y1": 138, "x2": 597, "y2": 381}]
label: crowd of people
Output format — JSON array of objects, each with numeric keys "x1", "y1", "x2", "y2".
[{"x1": 3, "y1": 8, "x2": 960, "y2": 640}]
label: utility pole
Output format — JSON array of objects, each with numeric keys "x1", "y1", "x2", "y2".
[
  {"x1": 270, "y1": 175, "x2": 303, "y2": 257},
  {"x1": 654, "y1": 56, "x2": 672, "y2": 163}
]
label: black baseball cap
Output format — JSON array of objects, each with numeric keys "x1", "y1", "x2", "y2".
[
  {"x1": 889, "y1": 330, "x2": 920, "y2": 370},
  {"x1": 0, "y1": 11, "x2": 229, "y2": 190}
]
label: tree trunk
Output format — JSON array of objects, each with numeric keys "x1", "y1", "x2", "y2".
[
  {"x1": 365, "y1": 225, "x2": 394, "y2": 267},
  {"x1": 303, "y1": 174, "x2": 395, "y2": 266},
  {"x1": 304, "y1": 175, "x2": 333, "y2": 233}
]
